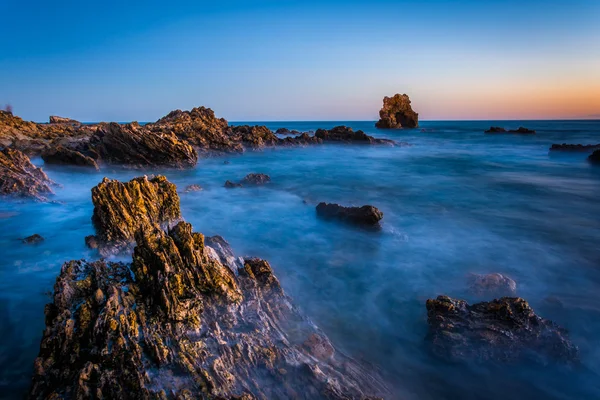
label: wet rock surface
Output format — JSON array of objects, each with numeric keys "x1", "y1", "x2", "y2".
[
  {"x1": 316, "y1": 202, "x2": 384, "y2": 226},
  {"x1": 588, "y1": 150, "x2": 600, "y2": 164},
  {"x1": 22, "y1": 234, "x2": 44, "y2": 244},
  {"x1": 468, "y1": 273, "x2": 517, "y2": 297},
  {"x1": 241, "y1": 173, "x2": 271, "y2": 185},
  {"x1": 425, "y1": 295, "x2": 578, "y2": 364},
  {"x1": 375, "y1": 94, "x2": 419, "y2": 129},
  {"x1": 90, "y1": 176, "x2": 182, "y2": 255},
  {"x1": 550, "y1": 143, "x2": 600, "y2": 152},
  {"x1": 30, "y1": 219, "x2": 387, "y2": 399},
  {"x1": 41, "y1": 145, "x2": 99, "y2": 170},
  {"x1": 316, "y1": 126, "x2": 395, "y2": 145},
  {"x1": 224, "y1": 180, "x2": 243, "y2": 188},
  {"x1": 0, "y1": 147, "x2": 54, "y2": 200}
]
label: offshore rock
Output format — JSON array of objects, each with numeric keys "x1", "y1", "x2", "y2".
[
  {"x1": 0, "y1": 148, "x2": 54, "y2": 200},
  {"x1": 90, "y1": 176, "x2": 181, "y2": 255},
  {"x1": 425, "y1": 295, "x2": 578, "y2": 364},
  {"x1": 315, "y1": 126, "x2": 395, "y2": 145},
  {"x1": 22, "y1": 234, "x2": 44, "y2": 244},
  {"x1": 183, "y1": 184, "x2": 203, "y2": 192},
  {"x1": 375, "y1": 94, "x2": 419, "y2": 129},
  {"x1": 550, "y1": 143, "x2": 600, "y2": 152},
  {"x1": 276, "y1": 128, "x2": 301, "y2": 135},
  {"x1": 91, "y1": 122, "x2": 198, "y2": 168},
  {"x1": 467, "y1": 273, "x2": 517, "y2": 297},
  {"x1": 49, "y1": 116, "x2": 80, "y2": 125},
  {"x1": 30, "y1": 221, "x2": 387, "y2": 399},
  {"x1": 230, "y1": 125, "x2": 279, "y2": 149},
  {"x1": 224, "y1": 180, "x2": 243, "y2": 188},
  {"x1": 316, "y1": 202, "x2": 384, "y2": 226},
  {"x1": 485, "y1": 126, "x2": 536, "y2": 134},
  {"x1": 589, "y1": 150, "x2": 600, "y2": 164},
  {"x1": 241, "y1": 173, "x2": 271, "y2": 185},
  {"x1": 41, "y1": 145, "x2": 99, "y2": 170}
]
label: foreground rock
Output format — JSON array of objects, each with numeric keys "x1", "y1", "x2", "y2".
[
  {"x1": 589, "y1": 150, "x2": 600, "y2": 164},
  {"x1": 0, "y1": 148, "x2": 54, "y2": 200},
  {"x1": 315, "y1": 126, "x2": 395, "y2": 145},
  {"x1": 550, "y1": 143, "x2": 600, "y2": 152},
  {"x1": 467, "y1": 273, "x2": 516, "y2": 297},
  {"x1": 30, "y1": 222, "x2": 386, "y2": 399},
  {"x1": 89, "y1": 176, "x2": 182, "y2": 255},
  {"x1": 41, "y1": 145, "x2": 99, "y2": 170},
  {"x1": 485, "y1": 126, "x2": 536, "y2": 134},
  {"x1": 316, "y1": 202, "x2": 384, "y2": 226},
  {"x1": 375, "y1": 94, "x2": 419, "y2": 129},
  {"x1": 426, "y1": 295, "x2": 578, "y2": 364}
]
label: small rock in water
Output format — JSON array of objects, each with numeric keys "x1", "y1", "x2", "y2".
[
  {"x1": 224, "y1": 160, "x2": 230, "y2": 164},
  {"x1": 241, "y1": 173, "x2": 271, "y2": 185},
  {"x1": 468, "y1": 272, "x2": 517, "y2": 297},
  {"x1": 22, "y1": 234, "x2": 44, "y2": 244},
  {"x1": 224, "y1": 180, "x2": 243, "y2": 188},
  {"x1": 316, "y1": 202, "x2": 383, "y2": 226},
  {"x1": 184, "y1": 184, "x2": 203, "y2": 192}
]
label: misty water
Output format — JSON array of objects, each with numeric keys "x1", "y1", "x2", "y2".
[{"x1": 2, "y1": 120, "x2": 600, "y2": 399}]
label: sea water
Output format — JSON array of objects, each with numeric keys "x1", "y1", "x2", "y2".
[{"x1": 1, "y1": 120, "x2": 599, "y2": 399}]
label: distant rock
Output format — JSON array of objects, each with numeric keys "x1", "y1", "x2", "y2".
[
  {"x1": 316, "y1": 202, "x2": 383, "y2": 226},
  {"x1": 0, "y1": 148, "x2": 54, "y2": 200},
  {"x1": 510, "y1": 127, "x2": 536, "y2": 134},
  {"x1": 41, "y1": 145, "x2": 99, "y2": 170},
  {"x1": 468, "y1": 273, "x2": 517, "y2": 297},
  {"x1": 485, "y1": 126, "x2": 536, "y2": 134},
  {"x1": 90, "y1": 175, "x2": 182, "y2": 255},
  {"x1": 224, "y1": 180, "x2": 243, "y2": 188},
  {"x1": 22, "y1": 234, "x2": 44, "y2": 244},
  {"x1": 315, "y1": 126, "x2": 395, "y2": 145},
  {"x1": 550, "y1": 143, "x2": 600, "y2": 152},
  {"x1": 375, "y1": 94, "x2": 419, "y2": 129},
  {"x1": 589, "y1": 150, "x2": 600, "y2": 164},
  {"x1": 231, "y1": 125, "x2": 279, "y2": 149},
  {"x1": 49, "y1": 116, "x2": 80, "y2": 125},
  {"x1": 241, "y1": 173, "x2": 271, "y2": 185},
  {"x1": 484, "y1": 126, "x2": 506, "y2": 133},
  {"x1": 184, "y1": 184, "x2": 203, "y2": 192},
  {"x1": 426, "y1": 296, "x2": 578, "y2": 364},
  {"x1": 276, "y1": 127, "x2": 301, "y2": 135}
]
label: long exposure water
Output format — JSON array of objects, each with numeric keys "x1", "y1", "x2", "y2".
[{"x1": 1, "y1": 120, "x2": 600, "y2": 399}]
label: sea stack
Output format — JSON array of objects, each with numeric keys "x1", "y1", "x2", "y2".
[{"x1": 375, "y1": 93, "x2": 419, "y2": 129}]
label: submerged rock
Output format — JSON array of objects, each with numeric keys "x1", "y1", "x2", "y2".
[
  {"x1": 425, "y1": 295, "x2": 578, "y2": 364},
  {"x1": 22, "y1": 234, "x2": 44, "y2": 244},
  {"x1": 550, "y1": 143, "x2": 600, "y2": 152},
  {"x1": 316, "y1": 202, "x2": 384, "y2": 226},
  {"x1": 30, "y1": 220, "x2": 387, "y2": 399},
  {"x1": 183, "y1": 184, "x2": 203, "y2": 192},
  {"x1": 315, "y1": 126, "x2": 395, "y2": 145},
  {"x1": 241, "y1": 173, "x2": 271, "y2": 185},
  {"x1": 375, "y1": 94, "x2": 419, "y2": 129},
  {"x1": 224, "y1": 180, "x2": 243, "y2": 188},
  {"x1": 41, "y1": 145, "x2": 99, "y2": 170},
  {"x1": 468, "y1": 273, "x2": 517, "y2": 297},
  {"x1": 0, "y1": 148, "x2": 54, "y2": 200},
  {"x1": 588, "y1": 150, "x2": 600, "y2": 164},
  {"x1": 90, "y1": 176, "x2": 181, "y2": 255}
]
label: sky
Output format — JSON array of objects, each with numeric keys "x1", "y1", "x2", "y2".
[{"x1": 0, "y1": 0, "x2": 599, "y2": 122}]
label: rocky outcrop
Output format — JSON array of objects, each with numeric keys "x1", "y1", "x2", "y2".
[
  {"x1": 49, "y1": 116, "x2": 80, "y2": 125},
  {"x1": 375, "y1": 94, "x2": 419, "y2": 129},
  {"x1": 315, "y1": 126, "x2": 395, "y2": 145},
  {"x1": 0, "y1": 148, "x2": 54, "y2": 200},
  {"x1": 316, "y1": 202, "x2": 384, "y2": 226},
  {"x1": 241, "y1": 173, "x2": 271, "y2": 185},
  {"x1": 230, "y1": 125, "x2": 279, "y2": 149},
  {"x1": 91, "y1": 122, "x2": 198, "y2": 168},
  {"x1": 425, "y1": 296, "x2": 578, "y2": 364},
  {"x1": 22, "y1": 234, "x2": 44, "y2": 244},
  {"x1": 276, "y1": 128, "x2": 301, "y2": 135},
  {"x1": 89, "y1": 176, "x2": 182, "y2": 255},
  {"x1": 467, "y1": 273, "x2": 516, "y2": 297},
  {"x1": 589, "y1": 150, "x2": 600, "y2": 164},
  {"x1": 485, "y1": 126, "x2": 536, "y2": 134},
  {"x1": 41, "y1": 145, "x2": 99, "y2": 170},
  {"x1": 550, "y1": 143, "x2": 600, "y2": 152},
  {"x1": 30, "y1": 220, "x2": 386, "y2": 399}
]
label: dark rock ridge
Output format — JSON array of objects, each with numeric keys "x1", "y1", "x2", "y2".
[
  {"x1": 375, "y1": 94, "x2": 419, "y2": 129},
  {"x1": 315, "y1": 126, "x2": 395, "y2": 145},
  {"x1": 426, "y1": 295, "x2": 578, "y2": 364},
  {"x1": 49, "y1": 116, "x2": 80, "y2": 125},
  {"x1": 30, "y1": 218, "x2": 386, "y2": 398},
  {"x1": 589, "y1": 150, "x2": 600, "y2": 164},
  {"x1": 316, "y1": 202, "x2": 384, "y2": 226},
  {"x1": 550, "y1": 143, "x2": 600, "y2": 152},
  {"x1": 0, "y1": 147, "x2": 54, "y2": 200},
  {"x1": 41, "y1": 145, "x2": 99, "y2": 170},
  {"x1": 467, "y1": 273, "x2": 516, "y2": 297},
  {"x1": 485, "y1": 126, "x2": 536, "y2": 134},
  {"x1": 89, "y1": 176, "x2": 182, "y2": 256},
  {"x1": 22, "y1": 234, "x2": 44, "y2": 244}
]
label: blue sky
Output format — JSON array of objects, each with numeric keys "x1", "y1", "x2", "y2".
[{"x1": 1, "y1": 0, "x2": 599, "y2": 122}]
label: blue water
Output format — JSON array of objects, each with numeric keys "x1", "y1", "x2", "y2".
[{"x1": 1, "y1": 120, "x2": 600, "y2": 399}]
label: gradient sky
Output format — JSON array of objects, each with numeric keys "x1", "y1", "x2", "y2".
[{"x1": 1, "y1": 0, "x2": 599, "y2": 122}]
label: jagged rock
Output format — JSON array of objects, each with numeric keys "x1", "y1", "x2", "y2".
[
  {"x1": 315, "y1": 126, "x2": 395, "y2": 145},
  {"x1": 550, "y1": 143, "x2": 600, "y2": 152},
  {"x1": 205, "y1": 235, "x2": 245, "y2": 270},
  {"x1": 241, "y1": 173, "x2": 271, "y2": 185},
  {"x1": 41, "y1": 145, "x2": 99, "y2": 170},
  {"x1": 183, "y1": 184, "x2": 203, "y2": 192},
  {"x1": 49, "y1": 116, "x2": 80, "y2": 125},
  {"x1": 0, "y1": 147, "x2": 54, "y2": 200},
  {"x1": 485, "y1": 126, "x2": 536, "y2": 134},
  {"x1": 90, "y1": 176, "x2": 182, "y2": 255},
  {"x1": 84, "y1": 235, "x2": 99, "y2": 249},
  {"x1": 230, "y1": 125, "x2": 279, "y2": 149},
  {"x1": 588, "y1": 150, "x2": 600, "y2": 164},
  {"x1": 316, "y1": 202, "x2": 384, "y2": 226},
  {"x1": 375, "y1": 94, "x2": 419, "y2": 129},
  {"x1": 91, "y1": 122, "x2": 198, "y2": 168},
  {"x1": 467, "y1": 273, "x2": 517, "y2": 297},
  {"x1": 22, "y1": 234, "x2": 44, "y2": 244},
  {"x1": 224, "y1": 180, "x2": 243, "y2": 188},
  {"x1": 30, "y1": 219, "x2": 387, "y2": 399},
  {"x1": 425, "y1": 295, "x2": 578, "y2": 364}
]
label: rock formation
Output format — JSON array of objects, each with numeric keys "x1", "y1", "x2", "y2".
[
  {"x1": 550, "y1": 143, "x2": 600, "y2": 152},
  {"x1": 0, "y1": 147, "x2": 54, "y2": 200},
  {"x1": 89, "y1": 176, "x2": 182, "y2": 255},
  {"x1": 467, "y1": 273, "x2": 516, "y2": 297},
  {"x1": 241, "y1": 173, "x2": 271, "y2": 185},
  {"x1": 41, "y1": 145, "x2": 99, "y2": 170},
  {"x1": 91, "y1": 122, "x2": 198, "y2": 168},
  {"x1": 49, "y1": 116, "x2": 80, "y2": 125},
  {"x1": 30, "y1": 178, "x2": 387, "y2": 399},
  {"x1": 485, "y1": 126, "x2": 536, "y2": 134},
  {"x1": 22, "y1": 234, "x2": 44, "y2": 244},
  {"x1": 375, "y1": 94, "x2": 419, "y2": 129},
  {"x1": 230, "y1": 125, "x2": 279, "y2": 149},
  {"x1": 224, "y1": 180, "x2": 243, "y2": 189},
  {"x1": 276, "y1": 128, "x2": 302, "y2": 135},
  {"x1": 589, "y1": 150, "x2": 600, "y2": 164},
  {"x1": 316, "y1": 203, "x2": 384, "y2": 226},
  {"x1": 315, "y1": 126, "x2": 395, "y2": 145},
  {"x1": 183, "y1": 184, "x2": 203, "y2": 192},
  {"x1": 426, "y1": 295, "x2": 578, "y2": 364}
]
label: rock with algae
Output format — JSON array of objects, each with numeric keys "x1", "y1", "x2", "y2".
[
  {"x1": 375, "y1": 94, "x2": 419, "y2": 129},
  {"x1": 0, "y1": 147, "x2": 54, "y2": 200}
]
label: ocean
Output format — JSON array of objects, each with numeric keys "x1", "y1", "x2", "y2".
[{"x1": 1, "y1": 120, "x2": 600, "y2": 399}]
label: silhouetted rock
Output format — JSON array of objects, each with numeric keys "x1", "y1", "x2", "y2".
[
  {"x1": 468, "y1": 273, "x2": 517, "y2": 297},
  {"x1": 550, "y1": 143, "x2": 600, "y2": 152},
  {"x1": 22, "y1": 234, "x2": 44, "y2": 244},
  {"x1": 224, "y1": 180, "x2": 243, "y2": 188},
  {"x1": 316, "y1": 202, "x2": 384, "y2": 226},
  {"x1": 90, "y1": 176, "x2": 182, "y2": 255},
  {"x1": 426, "y1": 295, "x2": 578, "y2": 364},
  {"x1": 241, "y1": 173, "x2": 271, "y2": 185},
  {"x1": 375, "y1": 94, "x2": 419, "y2": 129},
  {"x1": 485, "y1": 126, "x2": 536, "y2": 134},
  {"x1": 184, "y1": 184, "x2": 203, "y2": 192},
  {"x1": 0, "y1": 148, "x2": 54, "y2": 200},
  {"x1": 41, "y1": 145, "x2": 99, "y2": 170},
  {"x1": 315, "y1": 126, "x2": 395, "y2": 145},
  {"x1": 49, "y1": 116, "x2": 80, "y2": 125},
  {"x1": 589, "y1": 150, "x2": 600, "y2": 164},
  {"x1": 91, "y1": 122, "x2": 198, "y2": 168},
  {"x1": 484, "y1": 126, "x2": 506, "y2": 133},
  {"x1": 510, "y1": 127, "x2": 536, "y2": 134}
]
